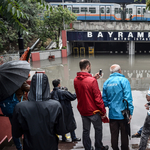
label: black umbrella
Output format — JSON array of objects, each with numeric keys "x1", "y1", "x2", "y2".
[
  {"x1": 121, "y1": 99, "x2": 131, "y2": 139},
  {"x1": 0, "y1": 60, "x2": 30, "y2": 101}
]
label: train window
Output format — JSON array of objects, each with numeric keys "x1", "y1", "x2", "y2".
[
  {"x1": 81, "y1": 7, "x2": 88, "y2": 12},
  {"x1": 106, "y1": 7, "x2": 110, "y2": 13},
  {"x1": 72, "y1": 7, "x2": 79, "y2": 13},
  {"x1": 143, "y1": 8, "x2": 146, "y2": 14},
  {"x1": 119, "y1": 8, "x2": 121, "y2": 13},
  {"x1": 129, "y1": 8, "x2": 132, "y2": 14},
  {"x1": 137, "y1": 8, "x2": 141, "y2": 14},
  {"x1": 68, "y1": 7, "x2": 71, "y2": 11},
  {"x1": 100, "y1": 7, "x2": 104, "y2": 14},
  {"x1": 126, "y1": 8, "x2": 128, "y2": 14},
  {"x1": 89, "y1": 7, "x2": 96, "y2": 13},
  {"x1": 115, "y1": 8, "x2": 118, "y2": 14}
]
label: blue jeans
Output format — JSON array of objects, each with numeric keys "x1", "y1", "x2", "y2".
[
  {"x1": 62, "y1": 130, "x2": 77, "y2": 141},
  {"x1": 138, "y1": 126, "x2": 143, "y2": 135}
]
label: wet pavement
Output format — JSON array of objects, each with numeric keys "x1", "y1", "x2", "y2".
[{"x1": 3, "y1": 54, "x2": 150, "y2": 150}]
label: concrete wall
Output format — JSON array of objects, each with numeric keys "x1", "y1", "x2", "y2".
[
  {"x1": 73, "y1": 21, "x2": 150, "y2": 31},
  {"x1": 31, "y1": 49, "x2": 62, "y2": 61}
]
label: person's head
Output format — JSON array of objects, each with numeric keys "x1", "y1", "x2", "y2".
[
  {"x1": 110, "y1": 64, "x2": 121, "y2": 74},
  {"x1": 52, "y1": 79, "x2": 60, "y2": 88},
  {"x1": 146, "y1": 88, "x2": 150, "y2": 101},
  {"x1": 28, "y1": 73, "x2": 51, "y2": 101},
  {"x1": 79, "y1": 59, "x2": 91, "y2": 73}
]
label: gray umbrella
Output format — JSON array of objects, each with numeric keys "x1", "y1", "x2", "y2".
[{"x1": 0, "y1": 60, "x2": 30, "y2": 101}]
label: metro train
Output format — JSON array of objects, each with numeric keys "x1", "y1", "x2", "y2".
[{"x1": 49, "y1": 3, "x2": 150, "y2": 21}]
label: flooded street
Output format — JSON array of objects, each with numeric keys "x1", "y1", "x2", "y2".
[{"x1": 31, "y1": 54, "x2": 150, "y2": 150}]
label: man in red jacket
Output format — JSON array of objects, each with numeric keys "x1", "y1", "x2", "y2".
[{"x1": 74, "y1": 59, "x2": 109, "y2": 150}]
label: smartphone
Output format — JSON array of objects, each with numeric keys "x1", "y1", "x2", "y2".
[{"x1": 99, "y1": 69, "x2": 102, "y2": 76}]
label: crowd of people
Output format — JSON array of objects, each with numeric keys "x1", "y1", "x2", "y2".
[{"x1": 1, "y1": 59, "x2": 150, "y2": 150}]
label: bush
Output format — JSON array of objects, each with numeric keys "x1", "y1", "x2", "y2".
[{"x1": 62, "y1": 46, "x2": 67, "y2": 49}]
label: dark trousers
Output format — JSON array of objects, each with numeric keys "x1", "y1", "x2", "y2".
[
  {"x1": 9, "y1": 117, "x2": 22, "y2": 150},
  {"x1": 81, "y1": 113, "x2": 103, "y2": 150},
  {"x1": 62, "y1": 130, "x2": 76, "y2": 141},
  {"x1": 109, "y1": 119, "x2": 129, "y2": 150},
  {"x1": 139, "y1": 115, "x2": 150, "y2": 150}
]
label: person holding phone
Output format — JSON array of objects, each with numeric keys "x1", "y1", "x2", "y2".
[{"x1": 74, "y1": 59, "x2": 109, "y2": 150}]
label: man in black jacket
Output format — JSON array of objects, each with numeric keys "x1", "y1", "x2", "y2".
[
  {"x1": 51, "y1": 79, "x2": 81, "y2": 142},
  {"x1": 12, "y1": 73, "x2": 66, "y2": 150}
]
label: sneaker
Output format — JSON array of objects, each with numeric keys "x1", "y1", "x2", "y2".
[
  {"x1": 132, "y1": 133, "x2": 141, "y2": 138},
  {"x1": 72, "y1": 137, "x2": 81, "y2": 142},
  {"x1": 102, "y1": 145, "x2": 109, "y2": 150}
]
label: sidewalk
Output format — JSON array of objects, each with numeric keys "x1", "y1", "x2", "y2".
[{"x1": 1, "y1": 137, "x2": 147, "y2": 150}]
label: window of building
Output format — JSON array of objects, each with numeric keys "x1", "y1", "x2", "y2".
[
  {"x1": 115, "y1": 8, "x2": 118, "y2": 14},
  {"x1": 89, "y1": 7, "x2": 96, "y2": 13},
  {"x1": 129, "y1": 8, "x2": 132, "y2": 14},
  {"x1": 72, "y1": 7, "x2": 79, "y2": 13},
  {"x1": 81, "y1": 7, "x2": 88, "y2": 12}
]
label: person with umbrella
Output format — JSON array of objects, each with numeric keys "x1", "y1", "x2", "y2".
[
  {"x1": 12, "y1": 73, "x2": 67, "y2": 150},
  {"x1": 0, "y1": 60, "x2": 31, "y2": 150},
  {"x1": 102, "y1": 64, "x2": 134, "y2": 150}
]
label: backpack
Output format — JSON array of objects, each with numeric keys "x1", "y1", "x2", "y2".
[{"x1": 0, "y1": 93, "x2": 19, "y2": 117}]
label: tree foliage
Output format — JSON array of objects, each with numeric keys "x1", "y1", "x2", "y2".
[
  {"x1": 39, "y1": 6, "x2": 77, "y2": 48},
  {"x1": 146, "y1": 0, "x2": 150, "y2": 10},
  {"x1": 0, "y1": 0, "x2": 46, "y2": 51}
]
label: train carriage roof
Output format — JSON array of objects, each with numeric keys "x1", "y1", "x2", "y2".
[{"x1": 46, "y1": 0, "x2": 146, "y2": 3}]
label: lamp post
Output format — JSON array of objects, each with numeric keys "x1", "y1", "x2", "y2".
[
  {"x1": 18, "y1": 31, "x2": 24, "y2": 58},
  {"x1": 18, "y1": 19, "x2": 24, "y2": 58}
]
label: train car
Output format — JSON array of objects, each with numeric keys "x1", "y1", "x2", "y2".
[
  {"x1": 49, "y1": 3, "x2": 122, "y2": 21},
  {"x1": 125, "y1": 4, "x2": 150, "y2": 21}
]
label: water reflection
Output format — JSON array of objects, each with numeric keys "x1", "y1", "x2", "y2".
[{"x1": 31, "y1": 54, "x2": 150, "y2": 150}]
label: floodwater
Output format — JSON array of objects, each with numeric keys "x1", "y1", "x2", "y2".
[{"x1": 31, "y1": 54, "x2": 150, "y2": 150}]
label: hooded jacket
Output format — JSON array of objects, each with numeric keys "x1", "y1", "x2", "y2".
[
  {"x1": 74, "y1": 72, "x2": 106, "y2": 116},
  {"x1": 51, "y1": 87, "x2": 77, "y2": 133},
  {"x1": 12, "y1": 73, "x2": 66, "y2": 150},
  {"x1": 102, "y1": 72, "x2": 134, "y2": 120}
]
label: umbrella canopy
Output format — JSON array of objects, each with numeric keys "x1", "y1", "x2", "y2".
[
  {"x1": 0, "y1": 60, "x2": 30, "y2": 101},
  {"x1": 121, "y1": 99, "x2": 131, "y2": 138}
]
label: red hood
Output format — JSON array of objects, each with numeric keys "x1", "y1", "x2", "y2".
[{"x1": 76, "y1": 72, "x2": 92, "y2": 80}]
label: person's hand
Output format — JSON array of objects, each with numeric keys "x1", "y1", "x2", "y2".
[
  {"x1": 94, "y1": 72, "x2": 100, "y2": 79},
  {"x1": 101, "y1": 113, "x2": 106, "y2": 119},
  {"x1": 145, "y1": 103, "x2": 149, "y2": 110},
  {"x1": 128, "y1": 115, "x2": 132, "y2": 124}
]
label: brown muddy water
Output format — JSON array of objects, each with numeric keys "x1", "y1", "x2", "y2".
[{"x1": 31, "y1": 54, "x2": 150, "y2": 150}]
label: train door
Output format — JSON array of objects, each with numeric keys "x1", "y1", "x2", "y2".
[
  {"x1": 136, "y1": 7, "x2": 142, "y2": 20},
  {"x1": 99, "y1": 6, "x2": 105, "y2": 20},
  {"x1": 106, "y1": 6, "x2": 111, "y2": 20},
  {"x1": 142, "y1": 7, "x2": 146, "y2": 21},
  {"x1": 80, "y1": 6, "x2": 89, "y2": 20}
]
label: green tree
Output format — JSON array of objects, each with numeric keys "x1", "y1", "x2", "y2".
[
  {"x1": 0, "y1": 0, "x2": 50, "y2": 52},
  {"x1": 0, "y1": 0, "x2": 46, "y2": 51},
  {"x1": 41, "y1": 6, "x2": 77, "y2": 49}
]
